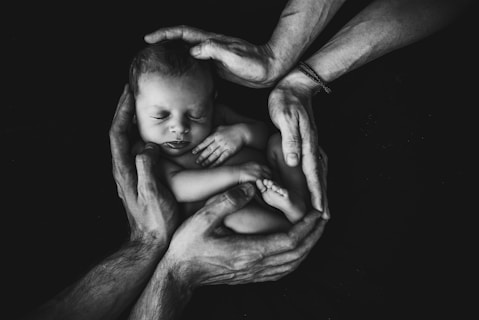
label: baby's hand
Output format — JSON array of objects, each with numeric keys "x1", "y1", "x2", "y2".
[
  {"x1": 192, "y1": 124, "x2": 246, "y2": 167},
  {"x1": 237, "y1": 162, "x2": 272, "y2": 184}
]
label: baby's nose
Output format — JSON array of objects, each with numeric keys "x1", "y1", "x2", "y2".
[{"x1": 169, "y1": 119, "x2": 190, "y2": 134}]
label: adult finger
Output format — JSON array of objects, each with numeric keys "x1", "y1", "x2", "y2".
[
  {"x1": 278, "y1": 117, "x2": 302, "y2": 167},
  {"x1": 226, "y1": 263, "x2": 297, "y2": 285},
  {"x1": 197, "y1": 183, "x2": 255, "y2": 233},
  {"x1": 110, "y1": 85, "x2": 136, "y2": 190},
  {"x1": 199, "y1": 273, "x2": 236, "y2": 286},
  {"x1": 221, "y1": 262, "x2": 300, "y2": 285},
  {"x1": 144, "y1": 25, "x2": 215, "y2": 44},
  {"x1": 110, "y1": 85, "x2": 134, "y2": 162},
  {"x1": 296, "y1": 98, "x2": 325, "y2": 213},
  {"x1": 269, "y1": 96, "x2": 303, "y2": 167},
  {"x1": 135, "y1": 143, "x2": 161, "y2": 198},
  {"x1": 111, "y1": 85, "x2": 134, "y2": 132},
  {"x1": 300, "y1": 130, "x2": 324, "y2": 212},
  {"x1": 190, "y1": 39, "x2": 236, "y2": 63}
]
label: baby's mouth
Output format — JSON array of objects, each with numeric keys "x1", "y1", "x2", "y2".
[{"x1": 163, "y1": 141, "x2": 191, "y2": 149}]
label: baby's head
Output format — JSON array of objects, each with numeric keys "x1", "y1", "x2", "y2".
[{"x1": 129, "y1": 40, "x2": 215, "y2": 157}]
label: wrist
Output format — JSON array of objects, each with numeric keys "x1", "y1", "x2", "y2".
[
  {"x1": 262, "y1": 42, "x2": 292, "y2": 83},
  {"x1": 234, "y1": 165, "x2": 243, "y2": 185},
  {"x1": 129, "y1": 229, "x2": 169, "y2": 252},
  {"x1": 161, "y1": 251, "x2": 197, "y2": 292},
  {"x1": 235, "y1": 123, "x2": 251, "y2": 146},
  {"x1": 277, "y1": 68, "x2": 320, "y2": 95}
]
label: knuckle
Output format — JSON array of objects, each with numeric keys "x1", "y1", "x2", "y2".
[
  {"x1": 280, "y1": 106, "x2": 299, "y2": 119},
  {"x1": 285, "y1": 236, "x2": 299, "y2": 250},
  {"x1": 284, "y1": 139, "x2": 300, "y2": 151}
]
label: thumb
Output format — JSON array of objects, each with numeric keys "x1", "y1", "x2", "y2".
[
  {"x1": 200, "y1": 183, "x2": 255, "y2": 232},
  {"x1": 190, "y1": 39, "x2": 230, "y2": 61},
  {"x1": 279, "y1": 125, "x2": 302, "y2": 167}
]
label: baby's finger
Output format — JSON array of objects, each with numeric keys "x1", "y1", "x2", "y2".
[
  {"x1": 209, "y1": 151, "x2": 231, "y2": 167},
  {"x1": 201, "y1": 148, "x2": 223, "y2": 167},
  {"x1": 196, "y1": 144, "x2": 219, "y2": 164},
  {"x1": 192, "y1": 136, "x2": 214, "y2": 155}
]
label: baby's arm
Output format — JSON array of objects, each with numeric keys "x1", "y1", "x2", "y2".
[
  {"x1": 193, "y1": 105, "x2": 271, "y2": 167},
  {"x1": 161, "y1": 159, "x2": 271, "y2": 202},
  {"x1": 215, "y1": 104, "x2": 270, "y2": 150}
]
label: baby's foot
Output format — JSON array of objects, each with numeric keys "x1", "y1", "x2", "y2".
[{"x1": 256, "y1": 179, "x2": 305, "y2": 223}]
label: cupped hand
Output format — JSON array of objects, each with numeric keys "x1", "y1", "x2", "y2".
[
  {"x1": 144, "y1": 25, "x2": 280, "y2": 88},
  {"x1": 162, "y1": 181, "x2": 330, "y2": 287},
  {"x1": 268, "y1": 69, "x2": 328, "y2": 215},
  {"x1": 192, "y1": 124, "x2": 245, "y2": 167},
  {"x1": 109, "y1": 85, "x2": 179, "y2": 243}
]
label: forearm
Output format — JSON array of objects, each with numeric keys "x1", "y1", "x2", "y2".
[
  {"x1": 306, "y1": 0, "x2": 471, "y2": 83},
  {"x1": 170, "y1": 167, "x2": 238, "y2": 202},
  {"x1": 22, "y1": 236, "x2": 167, "y2": 320},
  {"x1": 128, "y1": 255, "x2": 193, "y2": 320},
  {"x1": 267, "y1": 0, "x2": 346, "y2": 79}
]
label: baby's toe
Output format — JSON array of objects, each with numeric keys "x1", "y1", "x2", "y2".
[
  {"x1": 256, "y1": 179, "x2": 267, "y2": 192},
  {"x1": 263, "y1": 179, "x2": 273, "y2": 188}
]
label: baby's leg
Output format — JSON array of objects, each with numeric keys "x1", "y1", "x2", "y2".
[
  {"x1": 261, "y1": 133, "x2": 310, "y2": 223},
  {"x1": 223, "y1": 200, "x2": 291, "y2": 234}
]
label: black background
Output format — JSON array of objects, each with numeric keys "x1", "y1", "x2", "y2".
[{"x1": 4, "y1": 1, "x2": 476, "y2": 319}]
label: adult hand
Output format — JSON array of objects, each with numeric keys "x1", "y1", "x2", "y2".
[
  {"x1": 110, "y1": 84, "x2": 179, "y2": 243},
  {"x1": 144, "y1": 25, "x2": 280, "y2": 88},
  {"x1": 162, "y1": 142, "x2": 329, "y2": 287},
  {"x1": 268, "y1": 69, "x2": 328, "y2": 215}
]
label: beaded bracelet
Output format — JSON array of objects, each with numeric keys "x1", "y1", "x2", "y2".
[{"x1": 297, "y1": 61, "x2": 332, "y2": 94}]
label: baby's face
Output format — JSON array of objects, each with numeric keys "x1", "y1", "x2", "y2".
[{"x1": 135, "y1": 67, "x2": 214, "y2": 157}]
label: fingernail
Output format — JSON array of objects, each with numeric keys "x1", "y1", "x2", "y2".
[
  {"x1": 286, "y1": 153, "x2": 298, "y2": 166},
  {"x1": 190, "y1": 46, "x2": 201, "y2": 56}
]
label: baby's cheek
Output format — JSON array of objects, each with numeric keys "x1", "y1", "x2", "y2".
[
  {"x1": 193, "y1": 123, "x2": 212, "y2": 140},
  {"x1": 139, "y1": 124, "x2": 166, "y2": 144}
]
